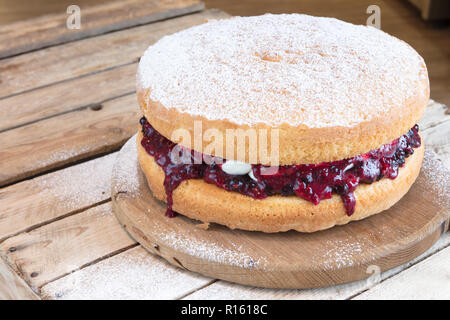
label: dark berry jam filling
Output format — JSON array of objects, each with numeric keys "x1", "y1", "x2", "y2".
[{"x1": 140, "y1": 117, "x2": 421, "y2": 218}]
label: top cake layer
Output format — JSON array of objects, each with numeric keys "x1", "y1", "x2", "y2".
[{"x1": 137, "y1": 14, "x2": 429, "y2": 164}]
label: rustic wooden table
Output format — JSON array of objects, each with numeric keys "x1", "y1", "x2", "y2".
[{"x1": 0, "y1": 0, "x2": 449, "y2": 300}]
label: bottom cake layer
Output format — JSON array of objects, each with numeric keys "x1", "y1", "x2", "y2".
[{"x1": 136, "y1": 132, "x2": 425, "y2": 233}]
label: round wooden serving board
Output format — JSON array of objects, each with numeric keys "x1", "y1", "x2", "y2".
[{"x1": 111, "y1": 136, "x2": 449, "y2": 289}]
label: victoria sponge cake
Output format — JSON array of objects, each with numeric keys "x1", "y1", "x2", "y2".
[{"x1": 135, "y1": 14, "x2": 429, "y2": 233}]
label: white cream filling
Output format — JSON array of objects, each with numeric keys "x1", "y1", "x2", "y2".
[
  {"x1": 221, "y1": 160, "x2": 259, "y2": 182},
  {"x1": 222, "y1": 160, "x2": 252, "y2": 175}
]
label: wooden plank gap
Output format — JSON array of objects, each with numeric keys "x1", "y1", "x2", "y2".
[
  {"x1": 0, "y1": 198, "x2": 111, "y2": 244},
  {"x1": 0, "y1": 63, "x2": 138, "y2": 131},
  {"x1": 347, "y1": 240, "x2": 450, "y2": 299},
  {"x1": 0, "y1": 78, "x2": 142, "y2": 186},
  {"x1": 0, "y1": 9, "x2": 230, "y2": 99},
  {"x1": 0, "y1": 202, "x2": 138, "y2": 288},
  {"x1": 0, "y1": 89, "x2": 135, "y2": 134},
  {"x1": 176, "y1": 279, "x2": 218, "y2": 300},
  {"x1": 0, "y1": 61, "x2": 135, "y2": 102},
  {"x1": 38, "y1": 243, "x2": 140, "y2": 290},
  {"x1": 0, "y1": 0, "x2": 205, "y2": 59},
  {"x1": 0, "y1": 148, "x2": 120, "y2": 189},
  {"x1": 40, "y1": 246, "x2": 213, "y2": 300},
  {"x1": 0, "y1": 257, "x2": 40, "y2": 299},
  {"x1": 0, "y1": 153, "x2": 117, "y2": 241}
]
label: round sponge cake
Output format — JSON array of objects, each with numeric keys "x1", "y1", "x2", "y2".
[
  {"x1": 137, "y1": 14, "x2": 429, "y2": 165},
  {"x1": 135, "y1": 14, "x2": 429, "y2": 232}
]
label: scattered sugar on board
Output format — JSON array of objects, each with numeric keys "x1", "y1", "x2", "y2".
[
  {"x1": 41, "y1": 247, "x2": 210, "y2": 300},
  {"x1": 321, "y1": 239, "x2": 363, "y2": 269},
  {"x1": 112, "y1": 135, "x2": 140, "y2": 196},
  {"x1": 138, "y1": 14, "x2": 427, "y2": 128},
  {"x1": 421, "y1": 149, "x2": 450, "y2": 208},
  {"x1": 157, "y1": 230, "x2": 267, "y2": 269},
  {"x1": 37, "y1": 153, "x2": 117, "y2": 209}
]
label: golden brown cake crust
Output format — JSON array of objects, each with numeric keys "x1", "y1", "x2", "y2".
[{"x1": 136, "y1": 132, "x2": 425, "y2": 233}]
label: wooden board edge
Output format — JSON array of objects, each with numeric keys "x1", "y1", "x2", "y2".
[
  {"x1": 112, "y1": 196, "x2": 446, "y2": 289},
  {"x1": 110, "y1": 136, "x2": 448, "y2": 289}
]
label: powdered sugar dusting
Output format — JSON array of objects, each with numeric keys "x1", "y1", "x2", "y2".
[
  {"x1": 157, "y1": 230, "x2": 267, "y2": 269},
  {"x1": 38, "y1": 153, "x2": 117, "y2": 209},
  {"x1": 421, "y1": 149, "x2": 450, "y2": 208},
  {"x1": 322, "y1": 239, "x2": 363, "y2": 269},
  {"x1": 138, "y1": 14, "x2": 427, "y2": 128},
  {"x1": 112, "y1": 135, "x2": 140, "y2": 195},
  {"x1": 39, "y1": 144, "x2": 91, "y2": 167}
]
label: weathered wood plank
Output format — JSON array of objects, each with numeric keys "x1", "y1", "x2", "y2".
[
  {"x1": 40, "y1": 246, "x2": 212, "y2": 300},
  {"x1": 0, "y1": 202, "x2": 136, "y2": 289},
  {"x1": 0, "y1": 93, "x2": 139, "y2": 186},
  {"x1": 0, "y1": 0, "x2": 204, "y2": 59},
  {"x1": 183, "y1": 233, "x2": 450, "y2": 299},
  {"x1": 354, "y1": 244, "x2": 450, "y2": 299},
  {"x1": 0, "y1": 9, "x2": 229, "y2": 99},
  {"x1": 0, "y1": 63, "x2": 136, "y2": 132},
  {"x1": 0, "y1": 258, "x2": 39, "y2": 300},
  {"x1": 0, "y1": 153, "x2": 116, "y2": 241}
]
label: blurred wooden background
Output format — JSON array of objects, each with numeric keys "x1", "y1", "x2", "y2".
[{"x1": 0, "y1": 0, "x2": 448, "y2": 106}]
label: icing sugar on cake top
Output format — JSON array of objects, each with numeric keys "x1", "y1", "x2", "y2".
[{"x1": 137, "y1": 14, "x2": 427, "y2": 128}]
